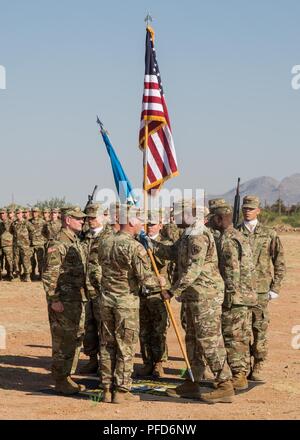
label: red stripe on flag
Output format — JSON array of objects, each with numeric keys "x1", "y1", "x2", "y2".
[
  {"x1": 157, "y1": 128, "x2": 177, "y2": 173},
  {"x1": 148, "y1": 135, "x2": 169, "y2": 177}
]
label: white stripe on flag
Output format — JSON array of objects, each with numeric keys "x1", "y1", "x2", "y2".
[
  {"x1": 144, "y1": 74, "x2": 159, "y2": 84},
  {"x1": 143, "y1": 89, "x2": 161, "y2": 98},
  {"x1": 142, "y1": 102, "x2": 164, "y2": 112},
  {"x1": 151, "y1": 132, "x2": 171, "y2": 174},
  {"x1": 147, "y1": 148, "x2": 163, "y2": 181},
  {"x1": 163, "y1": 125, "x2": 177, "y2": 164}
]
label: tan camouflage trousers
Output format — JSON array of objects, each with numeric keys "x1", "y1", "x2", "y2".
[
  {"x1": 100, "y1": 296, "x2": 139, "y2": 392},
  {"x1": 183, "y1": 297, "x2": 232, "y2": 382},
  {"x1": 222, "y1": 305, "x2": 252, "y2": 375},
  {"x1": 31, "y1": 245, "x2": 45, "y2": 276},
  {"x1": 14, "y1": 246, "x2": 32, "y2": 275},
  {"x1": 83, "y1": 296, "x2": 101, "y2": 357},
  {"x1": 48, "y1": 301, "x2": 85, "y2": 379},
  {"x1": 139, "y1": 294, "x2": 169, "y2": 365},
  {"x1": 1, "y1": 246, "x2": 14, "y2": 275},
  {"x1": 251, "y1": 293, "x2": 269, "y2": 361}
]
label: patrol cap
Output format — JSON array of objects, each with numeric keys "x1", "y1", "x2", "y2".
[
  {"x1": 0, "y1": 208, "x2": 7, "y2": 214},
  {"x1": 213, "y1": 204, "x2": 233, "y2": 216},
  {"x1": 147, "y1": 208, "x2": 165, "y2": 225},
  {"x1": 15, "y1": 208, "x2": 24, "y2": 214},
  {"x1": 7, "y1": 208, "x2": 15, "y2": 214},
  {"x1": 63, "y1": 206, "x2": 86, "y2": 219},
  {"x1": 31, "y1": 207, "x2": 40, "y2": 212},
  {"x1": 51, "y1": 208, "x2": 60, "y2": 213},
  {"x1": 86, "y1": 203, "x2": 104, "y2": 218},
  {"x1": 208, "y1": 198, "x2": 227, "y2": 213},
  {"x1": 242, "y1": 195, "x2": 260, "y2": 209},
  {"x1": 173, "y1": 199, "x2": 197, "y2": 216},
  {"x1": 43, "y1": 208, "x2": 51, "y2": 213}
]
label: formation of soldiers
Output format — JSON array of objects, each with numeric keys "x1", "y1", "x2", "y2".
[
  {"x1": 0, "y1": 207, "x2": 61, "y2": 282},
  {"x1": 0, "y1": 195, "x2": 286, "y2": 404}
]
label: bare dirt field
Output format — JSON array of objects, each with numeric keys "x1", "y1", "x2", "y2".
[{"x1": 0, "y1": 233, "x2": 299, "y2": 420}]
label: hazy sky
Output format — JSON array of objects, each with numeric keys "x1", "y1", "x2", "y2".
[{"x1": 0, "y1": 0, "x2": 300, "y2": 207}]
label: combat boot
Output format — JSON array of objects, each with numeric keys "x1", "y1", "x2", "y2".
[
  {"x1": 166, "y1": 380, "x2": 201, "y2": 399},
  {"x1": 199, "y1": 380, "x2": 234, "y2": 404},
  {"x1": 249, "y1": 360, "x2": 266, "y2": 383},
  {"x1": 79, "y1": 355, "x2": 99, "y2": 374},
  {"x1": 232, "y1": 372, "x2": 248, "y2": 391},
  {"x1": 55, "y1": 376, "x2": 86, "y2": 395},
  {"x1": 152, "y1": 362, "x2": 164, "y2": 378},
  {"x1": 112, "y1": 390, "x2": 140, "y2": 404},
  {"x1": 136, "y1": 363, "x2": 153, "y2": 377},
  {"x1": 102, "y1": 385, "x2": 112, "y2": 403},
  {"x1": 7, "y1": 272, "x2": 14, "y2": 281},
  {"x1": 24, "y1": 274, "x2": 31, "y2": 282}
]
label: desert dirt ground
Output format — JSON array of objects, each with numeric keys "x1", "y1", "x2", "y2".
[{"x1": 0, "y1": 233, "x2": 299, "y2": 420}]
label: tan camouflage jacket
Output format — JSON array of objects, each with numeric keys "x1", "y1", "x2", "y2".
[
  {"x1": 42, "y1": 219, "x2": 62, "y2": 241},
  {"x1": 30, "y1": 218, "x2": 46, "y2": 246},
  {"x1": 218, "y1": 226, "x2": 257, "y2": 307},
  {"x1": 238, "y1": 222, "x2": 286, "y2": 294},
  {"x1": 0, "y1": 220, "x2": 14, "y2": 247},
  {"x1": 98, "y1": 231, "x2": 161, "y2": 298},
  {"x1": 82, "y1": 225, "x2": 114, "y2": 298},
  {"x1": 153, "y1": 220, "x2": 224, "y2": 301},
  {"x1": 42, "y1": 228, "x2": 87, "y2": 303},
  {"x1": 11, "y1": 220, "x2": 35, "y2": 248}
]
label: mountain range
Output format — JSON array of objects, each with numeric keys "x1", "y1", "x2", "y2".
[{"x1": 208, "y1": 173, "x2": 300, "y2": 206}]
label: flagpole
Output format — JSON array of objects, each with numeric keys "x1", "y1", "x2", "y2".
[{"x1": 143, "y1": 121, "x2": 149, "y2": 229}]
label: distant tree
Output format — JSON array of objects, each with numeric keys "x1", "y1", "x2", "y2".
[
  {"x1": 271, "y1": 199, "x2": 287, "y2": 215},
  {"x1": 35, "y1": 197, "x2": 71, "y2": 210}
]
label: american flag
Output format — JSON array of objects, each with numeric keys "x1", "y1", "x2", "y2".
[{"x1": 139, "y1": 26, "x2": 178, "y2": 191}]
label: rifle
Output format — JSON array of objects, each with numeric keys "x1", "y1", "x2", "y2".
[
  {"x1": 233, "y1": 177, "x2": 241, "y2": 229},
  {"x1": 83, "y1": 185, "x2": 98, "y2": 212}
]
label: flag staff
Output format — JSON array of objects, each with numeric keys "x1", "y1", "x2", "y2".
[{"x1": 141, "y1": 17, "x2": 194, "y2": 382}]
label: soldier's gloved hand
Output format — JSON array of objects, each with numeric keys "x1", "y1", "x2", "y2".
[
  {"x1": 161, "y1": 290, "x2": 173, "y2": 301},
  {"x1": 138, "y1": 230, "x2": 153, "y2": 250},
  {"x1": 268, "y1": 290, "x2": 279, "y2": 300},
  {"x1": 51, "y1": 301, "x2": 64, "y2": 313}
]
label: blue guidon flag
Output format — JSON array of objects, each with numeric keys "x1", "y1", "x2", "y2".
[
  {"x1": 97, "y1": 117, "x2": 136, "y2": 205},
  {"x1": 139, "y1": 26, "x2": 179, "y2": 191}
]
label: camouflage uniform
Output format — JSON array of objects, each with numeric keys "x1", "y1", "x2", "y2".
[
  {"x1": 81, "y1": 205, "x2": 114, "y2": 364},
  {"x1": 42, "y1": 209, "x2": 62, "y2": 241},
  {"x1": 139, "y1": 215, "x2": 171, "y2": 372},
  {"x1": 42, "y1": 207, "x2": 88, "y2": 380},
  {"x1": 217, "y1": 223, "x2": 257, "y2": 377},
  {"x1": 0, "y1": 210, "x2": 14, "y2": 279},
  {"x1": 153, "y1": 209, "x2": 232, "y2": 384},
  {"x1": 30, "y1": 208, "x2": 46, "y2": 278},
  {"x1": 98, "y1": 228, "x2": 160, "y2": 393},
  {"x1": 11, "y1": 210, "x2": 35, "y2": 279},
  {"x1": 238, "y1": 195, "x2": 286, "y2": 363}
]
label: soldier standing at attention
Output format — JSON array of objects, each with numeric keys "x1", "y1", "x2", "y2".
[
  {"x1": 152, "y1": 199, "x2": 234, "y2": 404},
  {"x1": 23, "y1": 208, "x2": 31, "y2": 221},
  {"x1": 213, "y1": 204, "x2": 257, "y2": 391},
  {"x1": 238, "y1": 195, "x2": 286, "y2": 382},
  {"x1": 98, "y1": 205, "x2": 163, "y2": 404},
  {"x1": 30, "y1": 207, "x2": 46, "y2": 280},
  {"x1": 42, "y1": 206, "x2": 88, "y2": 395},
  {"x1": 11, "y1": 208, "x2": 35, "y2": 282},
  {"x1": 79, "y1": 203, "x2": 111, "y2": 375},
  {"x1": 43, "y1": 208, "x2": 62, "y2": 241},
  {"x1": 0, "y1": 209, "x2": 14, "y2": 281},
  {"x1": 43, "y1": 208, "x2": 51, "y2": 223},
  {"x1": 138, "y1": 209, "x2": 170, "y2": 379}
]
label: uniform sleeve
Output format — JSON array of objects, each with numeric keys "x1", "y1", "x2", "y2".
[
  {"x1": 169, "y1": 235, "x2": 208, "y2": 297},
  {"x1": 42, "y1": 242, "x2": 66, "y2": 303},
  {"x1": 88, "y1": 240, "x2": 102, "y2": 291},
  {"x1": 152, "y1": 239, "x2": 178, "y2": 262},
  {"x1": 27, "y1": 222, "x2": 36, "y2": 243},
  {"x1": 221, "y1": 238, "x2": 241, "y2": 297},
  {"x1": 131, "y1": 244, "x2": 161, "y2": 291},
  {"x1": 270, "y1": 231, "x2": 286, "y2": 293}
]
